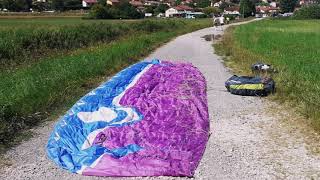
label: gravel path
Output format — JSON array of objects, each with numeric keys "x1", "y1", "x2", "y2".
[{"x1": 1, "y1": 21, "x2": 320, "y2": 180}]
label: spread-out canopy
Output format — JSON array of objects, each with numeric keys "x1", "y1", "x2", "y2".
[{"x1": 47, "y1": 60, "x2": 209, "y2": 177}]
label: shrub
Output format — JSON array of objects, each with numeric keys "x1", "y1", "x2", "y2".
[
  {"x1": 240, "y1": 0, "x2": 255, "y2": 18},
  {"x1": 202, "y1": 7, "x2": 221, "y2": 16},
  {"x1": 280, "y1": 0, "x2": 299, "y2": 13},
  {"x1": 224, "y1": 14, "x2": 237, "y2": 21},
  {"x1": 88, "y1": 2, "x2": 143, "y2": 19},
  {"x1": 0, "y1": 23, "x2": 128, "y2": 66},
  {"x1": 195, "y1": 14, "x2": 208, "y2": 18},
  {"x1": 294, "y1": 4, "x2": 320, "y2": 19},
  {"x1": 88, "y1": 4, "x2": 113, "y2": 19}
]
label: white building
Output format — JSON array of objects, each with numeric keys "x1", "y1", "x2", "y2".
[
  {"x1": 224, "y1": 7, "x2": 240, "y2": 15},
  {"x1": 212, "y1": 1, "x2": 222, "y2": 7},
  {"x1": 165, "y1": 8, "x2": 178, "y2": 17},
  {"x1": 107, "y1": 0, "x2": 120, "y2": 6},
  {"x1": 270, "y1": 2, "x2": 277, "y2": 8},
  {"x1": 82, "y1": 0, "x2": 98, "y2": 8},
  {"x1": 145, "y1": 13, "x2": 153, "y2": 17},
  {"x1": 165, "y1": 5, "x2": 193, "y2": 18}
]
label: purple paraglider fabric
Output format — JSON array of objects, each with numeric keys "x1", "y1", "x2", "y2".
[{"x1": 47, "y1": 60, "x2": 209, "y2": 177}]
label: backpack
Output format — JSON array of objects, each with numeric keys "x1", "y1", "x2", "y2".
[{"x1": 225, "y1": 75, "x2": 275, "y2": 96}]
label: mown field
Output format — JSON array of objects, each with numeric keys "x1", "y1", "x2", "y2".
[
  {"x1": 215, "y1": 19, "x2": 320, "y2": 129},
  {"x1": 0, "y1": 18, "x2": 212, "y2": 151}
]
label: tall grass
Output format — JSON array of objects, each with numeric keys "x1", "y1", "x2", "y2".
[
  {"x1": 215, "y1": 19, "x2": 320, "y2": 130},
  {"x1": 0, "y1": 19, "x2": 189, "y2": 67},
  {"x1": 0, "y1": 18, "x2": 211, "y2": 151}
]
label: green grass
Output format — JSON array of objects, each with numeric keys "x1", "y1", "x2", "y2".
[
  {"x1": 215, "y1": 19, "x2": 320, "y2": 130},
  {"x1": 0, "y1": 17, "x2": 85, "y2": 26},
  {"x1": 0, "y1": 18, "x2": 185, "y2": 67},
  {"x1": 0, "y1": 17, "x2": 135, "y2": 27},
  {"x1": 0, "y1": 18, "x2": 211, "y2": 152}
]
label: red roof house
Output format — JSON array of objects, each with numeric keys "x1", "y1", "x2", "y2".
[
  {"x1": 130, "y1": 0, "x2": 144, "y2": 7},
  {"x1": 174, "y1": 5, "x2": 193, "y2": 11}
]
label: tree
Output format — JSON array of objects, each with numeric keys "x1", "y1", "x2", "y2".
[
  {"x1": 32, "y1": 1, "x2": 49, "y2": 12},
  {"x1": 89, "y1": 4, "x2": 113, "y2": 19},
  {"x1": 117, "y1": 1, "x2": 142, "y2": 19},
  {"x1": 2, "y1": 0, "x2": 30, "y2": 11},
  {"x1": 26, "y1": 0, "x2": 32, "y2": 10},
  {"x1": 97, "y1": 0, "x2": 106, "y2": 6},
  {"x1": 52, "y1": 0, "x2": 64, "y2": 11},
  {"x1": 154, "y1": 3, "x2": 169, "y2": 14},
  {"x1": 175, "y1": 0, "x2": 182, "y2": 6},
  {"x1": 64, "y1": 0, "x2": 82, "y2": 10},
  {"x1": 196, "y1": 0, "x2": 211, "y2": 8},
  {"x1": 145, "y1": 5, "x2": 156, "y2": 14},
  {"x1": 0, "y1": 0, "x2": 4, "y2": 9},
  {"x1": 230, "y1": 0, "x2": 240, "y2": 3},
  {"x1": 89, "y1": 0, "x2": 142, "y2": 19},
  {"x1": 203, "y1": 6, "x2": 221, "y2": 16},
  {"x1": 240, "y1": 0, "x2": 255, "y2": 18},
  {"x1": 293, "y1": 4, "x2": 320, "y2": 19},
  {"x1": 279, "y1": 0, "x2": 298, "y2": 13},
  {"x1": 219, "y1": 1, "x2": 229, "y2": 10}
]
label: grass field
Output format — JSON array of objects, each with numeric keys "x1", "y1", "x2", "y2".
[
  {"x1": 215, "y1": 19, "x2": 320, "y2": 129},
  {"x1": 0, "y1": 18, "x2": 165, "y2": 67},
  {"x1": 0, "y1": 17, "x2": 133, "y2": 27},
  {"x1": 0, "y1": 18, "x2": 211, "y2": 152}
]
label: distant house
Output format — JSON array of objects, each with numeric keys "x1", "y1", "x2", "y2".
[
  {"x1": 224, "y1": 6, "x2": 240, "y2": 15},
  {"x1": 129, "y1": 0, "x2": 144, "y2": 12},
  {"x1": 145, "y1": 13, "x2": 153, "y2": 17},
  {"x1": 213, "y1": 2, "x2": 220, "y2": 7},
  {"x1": 82, "y1": 0, "x2": 97, "y2": 7},
  {"x1": 256, "y1": 6, "x2": 280, "y2": 16},
  {"x1": 107, "y1": 0, "x2": 120, "y2": 6},
  {"x1": 130, "y1": 0, "x2": 144, "y2": 7},
  {"x1": 181, "y1": 0, "x2": 193, "y2": 5},
  {"x1": 165, "y1": 5, "x2": 194, "y2": 18},
  {"x1": 212, "y1": 1, "x2": 222, "y2": 7},
  {"x1": 144, "y1": 1, "x2": 161, "y2": 6},
  {"x1": 165, "y1": 8, "x2": 178, "y2": 17},
  {"x1": 299, "y1": 0, "x2": 317, "y2": 5},
  {"x1": 186, "y1": 12, "x2": 204, "y2": 19},
  {"x1": 270, "y1": 2, "x2": 278, "y2": 8}
]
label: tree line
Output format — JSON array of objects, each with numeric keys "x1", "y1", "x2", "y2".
[
  {"x1": 239, "y1": 0, "x2": 320, "y2": 18},
  {"x1": 89, "y1": 0, "x2": 143, "y2": 19},
  {"x1": 0, "y1": 0, "x2": 83, "y2": 12}
]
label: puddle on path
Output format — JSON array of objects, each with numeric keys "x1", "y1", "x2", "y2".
[{"x1": 201, "y1": 34, "x2": 222, "y2": 41}]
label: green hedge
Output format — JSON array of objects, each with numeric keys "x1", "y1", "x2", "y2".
[{"x1": 294, "y1": 4, "x2": 320, "y2": 19}]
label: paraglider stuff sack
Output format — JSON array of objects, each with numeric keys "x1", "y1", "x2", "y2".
[{"x1": 225, "y1": 75, "x2": 275, "y2": 96}]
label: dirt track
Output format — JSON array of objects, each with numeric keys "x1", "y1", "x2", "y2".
[{"x1": 1, "y1": 21, "x2": 320, "y2": 180}]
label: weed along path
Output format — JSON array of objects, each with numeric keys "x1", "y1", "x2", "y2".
[{"x1": 1, "y1": 21, "x2": 320, "y2": 180}]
